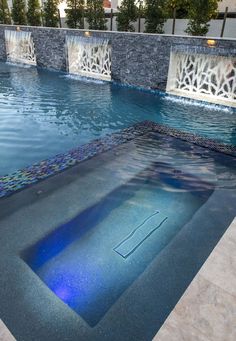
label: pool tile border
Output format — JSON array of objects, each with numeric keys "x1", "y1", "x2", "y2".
[{"x1": 0, "y1": 121, "x2": 235, "y2": 199}]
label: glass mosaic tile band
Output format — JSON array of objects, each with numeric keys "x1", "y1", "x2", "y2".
[{"x1": 0, "y1": 121, "x2": 235, "y2": 199}]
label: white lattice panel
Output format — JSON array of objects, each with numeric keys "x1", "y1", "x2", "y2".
[
  {"x1": 5, "y1": 30, "x2": 36, "y2": 66},
  {"x1": 66, "y1": 36, "x2": 111, "y2": 81},
  {"x1": 167, "y1": 51, "x2": 236, "y2": 107}
]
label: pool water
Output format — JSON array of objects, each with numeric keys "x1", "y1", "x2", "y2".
[
  {"x1": 25, "y1": 162, "x2": 213, "y2": 326},
  {"x1": 0, "y1": 62, "x2": 235, "y2": 176},
  {"x1": 21, "y1": 132, "x2": 236, "y2": 337}
]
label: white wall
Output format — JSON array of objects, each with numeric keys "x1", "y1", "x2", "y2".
[
  {"x1": 6, "y1": 0, "x2": 236, "y2": 13},
  {"x1": 6, "y1": 0, "x2": 236, "y2": 39},
  {"x1": 64, "y1": 17, "x2": 235, "y2": 39},
  {"x1": 111, "y1": 0, "x2": 236, "y2": 11},
  {"x1": 218, "y1": 0, "x2": 236, "y2": 12},
  {"x1": 111, "y1": 0, "x2": 119, "y2": 9},
  {"x1": 163, "y1": 18, "x2": 236, "y2": 38}
]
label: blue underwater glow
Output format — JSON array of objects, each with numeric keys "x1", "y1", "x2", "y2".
[
  {"x1": 20, "y1": 131, "x2": 236, "y2": 338},
  {"x1": 23, "y1": 159, "x2": 214, "y2": 326}
]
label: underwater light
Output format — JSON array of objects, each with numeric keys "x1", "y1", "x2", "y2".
[{"x1": 16, "y1": 26, "x2": 21, "y2": 31}]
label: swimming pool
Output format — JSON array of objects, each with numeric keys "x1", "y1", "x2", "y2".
[
  {"x1": 0, "y1": 62, "x2": 235, "y2": 176},
  {"x1": 1, "y1": 130, "x2": 235, "y2": 341}
]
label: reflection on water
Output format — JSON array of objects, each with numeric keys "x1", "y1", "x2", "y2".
[{"x1": 0, "y1": 62, "x2": 235, "y2": 176}]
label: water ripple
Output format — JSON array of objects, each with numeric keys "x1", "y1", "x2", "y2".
[{"x1": 0, "y1": 62, "x2": 235, "y2": 176}]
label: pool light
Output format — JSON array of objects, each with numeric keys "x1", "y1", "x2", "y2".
[
  {"x1": 207, "y1": 39, "x2": 217, "y2": 48},
  {"x1": 84, "y1": 31, "x2": 91, "y2": 38}
]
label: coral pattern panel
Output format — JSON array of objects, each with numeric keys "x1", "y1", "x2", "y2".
[
  {"x1": 5, "y1": 30, "x2": 36, "y2": 66},
  {"x1": 167, "y1": 52, "x2": 236, "y2": 107},
  {"x1": 66, "y1": 36, "x2": 111, "y2": 81}
]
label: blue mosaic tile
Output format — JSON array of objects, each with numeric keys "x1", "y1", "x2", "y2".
[{"x1": 0, "y1": 121, "x2": 235, "y2": 199}]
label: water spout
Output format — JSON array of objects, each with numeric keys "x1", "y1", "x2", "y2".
[
  {"x1": 4, "y1": 30, "x2": 36, "y2": 66},
  {"x1": 66, "y1": 35, "x2": 111, "y2": 81},
  {"x1": 166, "y1": 50, "x2": 236, "y2": 107}
]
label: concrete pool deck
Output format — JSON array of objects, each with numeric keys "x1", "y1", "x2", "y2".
[
  {"x1": 0, "y1": 132, "x2": 235, "y2": 341},
  {"x1": 0, "y1": 320, "x2": 15, "y2": 341},
  {"x1": 154, "y1": 217, "x2": 236, "y2": 341}
]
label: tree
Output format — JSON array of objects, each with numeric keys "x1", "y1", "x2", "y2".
[
  {"x1": 27, "y1": 0, "x2": 42, "y2": 26},
  {"x1": 186, "y1": 0, "x2": 220, "y2": 36},
  {"x1": 0, "y1": 0, "x2": 11, "y2": 24},
  {"x1": 65, "y1": 0, "x2": 84, "y2": 29},
  {"x1": 43, "y1": 0, "x2": 60, "y2": 27},
  {"x1": 117, "y1": 0, "x2": 138, "y2": 32},
  {"x1": 86, "y1": 0, "x2": 107, "y2": 30},
  {"x1": 166, "y1": 0, "x2": 190, "y2": 19},
  {"x1": 12, "y1": 0, "x2": 27, "y2": 25},
  {"x1": 145, "y1": 0, "x2": 167, "y2": 33}
]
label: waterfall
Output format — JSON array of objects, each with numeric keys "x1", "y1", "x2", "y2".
[
  {"x1": 4, "y1": 30, "x2": 36, "y2": 66},
  {"x1": 166, "y1": 51, "x2": 236, "y2": 107},
  {"x1": 66, "y1": 36, "x2": 111, "y2": 81}
]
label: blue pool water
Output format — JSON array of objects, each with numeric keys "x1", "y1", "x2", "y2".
[
  {"x1": 25, "y1": 162, "x2": 213, "y2": 326},
  {"x1": 0, "y1": 62, "x2": 235, "y2": 176},
  {"x1": 22, "y1": 132, "x2": 236, "y2": 336}
]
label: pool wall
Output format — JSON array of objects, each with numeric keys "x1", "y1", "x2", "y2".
[{"x1": 0, "y1": 25, "x2": 236, "y2": 90}]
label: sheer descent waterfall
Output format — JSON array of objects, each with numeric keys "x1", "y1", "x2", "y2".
[
  {"x1": 66, "y1": 36, "x2": 111, "y2": 81},
  {"x1": 4, "y1": 30, "x2": 36, "y2": 66},
  {"x1": 166, "y1": 51, "x2": 236, "y2": 107}
]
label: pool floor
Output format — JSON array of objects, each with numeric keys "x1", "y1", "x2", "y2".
[{"x1": 23, "y1": 161, "x2": 213, "y2": 326}]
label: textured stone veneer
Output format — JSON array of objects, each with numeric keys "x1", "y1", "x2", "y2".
[
  {"x1": 0, "y1": 121, "x2": 235, "y2": 199},
  {"x1": 0, "y1": 25, "x2": 236, "y2": 90}
]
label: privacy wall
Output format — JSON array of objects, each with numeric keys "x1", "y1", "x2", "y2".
[{"x1": 0, "y1": 25, "x2": 236, "y2": 91}]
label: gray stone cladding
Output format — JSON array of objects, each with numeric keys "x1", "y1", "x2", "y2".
[{"x1": 0, "y1": 25, "x2": 236, "y2": 90}]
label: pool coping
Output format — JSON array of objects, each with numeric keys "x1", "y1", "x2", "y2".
[
  {"x1": 0, "y1": 120, "x2": 236, "y2": 199},
  {"x1": 0, "y1": 319, "x2": 16, "y2": 341},
  {"x1": 153, "y1": 216, "x2": 236, "y2": 341}
]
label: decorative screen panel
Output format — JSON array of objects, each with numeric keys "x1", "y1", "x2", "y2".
[
  {"x1": 167, "y1": 51, "x2": 236, "y2": 107},
  {"x1": 66, "y1": 36, "x2": 111, "y2": 81},
  {"x1": 5, "y1": 30, "x2": 36, "y2": 66}
]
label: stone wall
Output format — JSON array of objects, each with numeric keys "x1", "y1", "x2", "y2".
[{"x1": 0, "y1": 25, "x2": 236, "y2": 91}]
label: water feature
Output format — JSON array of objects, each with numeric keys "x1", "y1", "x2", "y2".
[
  {"x1": 167, "y1": 50, "x2": 236, "y2": 107},
  {"x1": 66, "y1": 35, "x2": 111, "y2": 81},
  {"x1": 4, "y1": 30, "x2": 36, "y2": 66}
]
